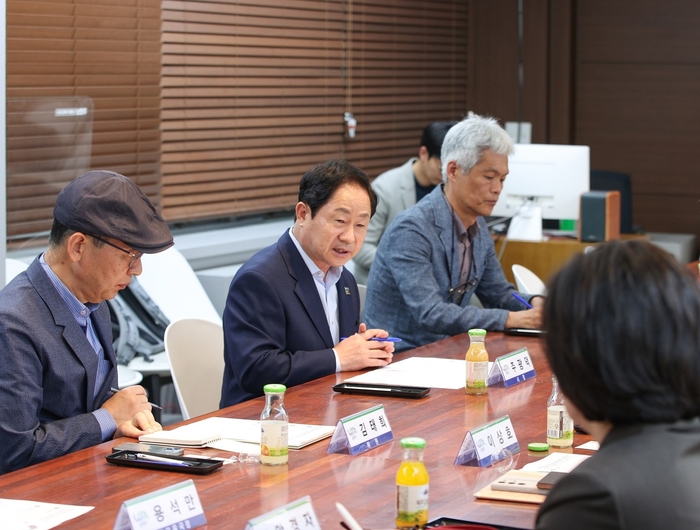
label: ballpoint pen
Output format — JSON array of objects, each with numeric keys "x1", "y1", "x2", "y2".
[
  {"x1": 340, "y1": 336, "x2": 402, "y2": 342},
  {"x1": 110, "y1": 387, "x2": 163, "y2": 411},
  {"x1": 132, "y1": 453, "x2": 193, "y2": 467},
  {"x1": 336, "y1": 502, "x2": 364, "y2": 530},
  {"x1": 511, "y1": 292, "x2": 533, "y2": 309}
]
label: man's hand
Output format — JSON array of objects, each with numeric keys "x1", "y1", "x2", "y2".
[
  {"x1": 335, "y1": 324, "x2": 394, "y2": 371},
  {"x1": 115, "y1": 410, "x2": 162, "y2": 439},
  {"x1": 505, "y1": 303, "x2": 543, "y2": 329},
  {"x1": 103, "y1": 385, "x2": 161, "y2": 438}
]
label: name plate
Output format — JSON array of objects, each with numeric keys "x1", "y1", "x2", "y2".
[
  {"x1": 245, "y1": 496, "x2": 320, "y2": 530},
  {"x1": 487, "y1": 348, "x2": 536, "y2": 388},
  {"x1": 113, "y1": 479, "x2": 206, "y2": 530},
  {"x1": 327, "y1": 404, "x2": 393, "y2": 455},
  {"x1": 454, "y1": 415, "x2": 520, "y2": 467}
]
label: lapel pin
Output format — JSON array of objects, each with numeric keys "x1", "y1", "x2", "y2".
[{"x1": 345, "y1": 287, "x2": 351, "y2": 295}]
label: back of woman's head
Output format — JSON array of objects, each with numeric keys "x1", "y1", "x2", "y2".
[{"x1": 543, "y1": 239, "x2": 700, "y2": 424}]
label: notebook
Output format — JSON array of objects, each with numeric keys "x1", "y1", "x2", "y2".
[{"x1": 140, "y1": 417, "x2": 336, "y2": 450}]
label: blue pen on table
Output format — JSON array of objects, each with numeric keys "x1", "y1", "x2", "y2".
[
  {"x1": 340, "y1": 336, "x2": 402, "y2": 343},
  {"x1": 110, "y1": 387, "x2": 163, "y2": 411},
  {"x1": 511, "y1": 292, "x2": 533, "y2": 309}
]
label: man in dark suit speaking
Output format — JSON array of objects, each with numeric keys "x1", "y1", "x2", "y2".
[
  {"x1": 0, "y1": 171, "x2": 174, "y2": 474},
  {"x1": 220, "y1": 160, "x2": 394, "y2": 406}
]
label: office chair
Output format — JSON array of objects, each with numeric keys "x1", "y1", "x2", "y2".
[
  {"x1": 512, "y1": 264, "x2": 546, "y2": 295},
  {"x1": 164, "y1": 318, "x2": 225, "y2": 420}
]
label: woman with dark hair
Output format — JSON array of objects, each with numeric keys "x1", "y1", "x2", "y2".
[{"x1": 536, "y1": 239, "x2": 700, "y2": 529}]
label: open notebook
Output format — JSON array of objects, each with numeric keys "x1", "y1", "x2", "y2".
[{"x1": 139, "y1": 417, "x2": 335, "y2": 452}]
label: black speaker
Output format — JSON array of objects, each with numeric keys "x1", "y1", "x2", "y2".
[{"x1": 579, "y1": 191, "x2": 621, "y2": 242}]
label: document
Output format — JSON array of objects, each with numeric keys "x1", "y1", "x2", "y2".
[
  {"x1": 140, "y1": 417, "x2": 335, "y2": 450},
  {"x1": 0, "y1": 498, "x2": 93, "y2": 530},
  {"x1": 344, "y1": 357, "x2": 479, "y2": 389},
  {"x1": 521, "y1": 452, "x2": 590, "y2": 473}
]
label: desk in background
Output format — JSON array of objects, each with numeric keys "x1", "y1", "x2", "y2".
[
  {"x1": 496, "y1": 234, "x2": 648, "y2": 284},
  {"x1": 0, "y1": 333, "x2": 594, "y2": 529}
]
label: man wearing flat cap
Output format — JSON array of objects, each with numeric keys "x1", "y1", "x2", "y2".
[{"x1": 0, "y1": 170, "x2": 174, "y2": 474}]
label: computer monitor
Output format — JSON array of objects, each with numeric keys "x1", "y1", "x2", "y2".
[{"x1": 490, "y1": 144, "x2": 590, "y2": 239}]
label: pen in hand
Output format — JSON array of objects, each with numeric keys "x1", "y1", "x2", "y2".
[
  {"x1": 511, "y1": 292, "x2": 533, "y2": 309},
  {"x1": 110, "y1": 387, "x2": 163, "y2": 411},
  {"x1": 340, "y1": 336, "x2": 402, "y2": 342}
]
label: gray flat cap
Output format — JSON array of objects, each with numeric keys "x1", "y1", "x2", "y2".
[{"x1": 54, "y1": 170, "x2": 173, "y2": 253}]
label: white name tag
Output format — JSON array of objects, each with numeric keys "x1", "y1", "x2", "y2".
[
  {"x1": 113, "y1": 479, "x2": 206, "y2": 530},
  {"x1": 454, "y1": 415, "x2": 520, "y2": 467},
  {"x1": 487, "y1": 348, "x2": 536, "y2": 388},
  {"x1": 327, "y1": 405, "x2": 393, "y2": 455},
  {"x1": 245, "y1": 496, "x2": 320, "y2": 530}
]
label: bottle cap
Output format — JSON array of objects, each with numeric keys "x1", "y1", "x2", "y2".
[
  {"x1": 527, "y1": 442, "x2": 550, "y2": 452},
  {"x1": 263, "y1": 384, "x2": 286, "y2": 393},
  {"x1": 467, "y1": 329, "x2": 487, "y2": 337},
  {"x1": 400, "y1": 437, "x2": 427, "y2": 449}
]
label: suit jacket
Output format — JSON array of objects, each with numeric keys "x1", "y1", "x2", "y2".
[
  {"x1": 0, "y1": 258, "x2": 117, "y2": 474},
  {"x1": 220, "y1": 231, "x2": 362, "y2": 406},
  {"x1": 353, "y1": 158, "x2": 418, "y2": 284},
  {"x1": 536, "y1": 420, "x2": 700, "y2": 529},
  {"x1": 364, "y1": 184, "x2": 529, "y2": 351}
]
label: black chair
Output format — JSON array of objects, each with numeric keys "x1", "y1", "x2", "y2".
[{"x1": 589, "y1": 170, "x2": 637, "y2": 234}]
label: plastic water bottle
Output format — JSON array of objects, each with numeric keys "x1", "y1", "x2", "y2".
[{"x1": 260, "y1": 384, "x2": 289, "y2": 465}]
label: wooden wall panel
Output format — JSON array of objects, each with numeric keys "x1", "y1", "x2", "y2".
[
  {"x1": 465, "y1": 0, "x2": 552, "y2": 143},
  {"x1": 575, "y1": 0, "x2": 700, "y2": 247}
]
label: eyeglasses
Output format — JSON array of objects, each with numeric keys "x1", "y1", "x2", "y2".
[
  {"x1": 448, "y1": 278, "x2": 477, "y2": 305},
  {"x1": 90, "y1": 235, "x2": 142, "y2": 270}
]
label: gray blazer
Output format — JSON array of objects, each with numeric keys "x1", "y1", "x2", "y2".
[
  {"x1": 536, "y1": 420, "x2": 700, "y2": 529},
  {"x1": 364, "y1": 185, "x2": 529, "y2": 351},
  {"x1": 353, "y1": 158, "x2": 417, "y2": 284},
  {"x1": 0, "y1": 258, "x2": 117, "y2": 473}
]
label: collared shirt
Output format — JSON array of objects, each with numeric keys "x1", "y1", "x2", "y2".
[
  {"x1": 288, "y1": 228, "x2": 342, "y2": 372},
  {"x1": 39, "y1": 254, "x2": 117, "y2": 440},
  {"x1": 440, "y1": 190, "x2": 479, "y2": 287}
]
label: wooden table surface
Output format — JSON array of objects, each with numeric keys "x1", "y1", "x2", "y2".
[{"x1": 0, "y1": 332, "x2": 595, "y2": 529}]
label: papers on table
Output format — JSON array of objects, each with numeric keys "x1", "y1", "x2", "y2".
[
  {"x1": 522, "y1": 452, "x2": 590, "y2": 473},
  {"x1": 576, "y1": 440, "x2": 600, "y2": 451},
  {"x1": 140, "y1": 417, "x2": 335, "y2": 451},
  {"x1": 344, "y1": 357, "x2": 481, "y2": 389},
  {"x1": 0, "y1": 498, "x2": 93, "y2": 530}
]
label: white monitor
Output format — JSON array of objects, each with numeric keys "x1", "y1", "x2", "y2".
[{"x1": 491, "y1": 143, "x2": 590, "y2": 223}]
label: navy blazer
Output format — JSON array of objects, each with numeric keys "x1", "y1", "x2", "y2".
[
  {"x1": 0, "y1": 258, "x2": 117, "y2": 473},
  {"x1": 220, "y1": 231, "x2": 362, "y2": 406}
]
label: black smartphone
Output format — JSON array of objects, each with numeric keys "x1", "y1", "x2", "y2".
[
  {"x1": 503, "y1": 328, "x2": 547, "y2": 337},
  {"x1": 112, "y1": 442, "x2": 184, "y2": 456},
  {"x1": 536, "y1": 471, "x2": 568, "y2": 490},
  {"x1": 106, "y1": 450, "x2": 223, "y2": 475},
  {"x1": 333, "y1": 383, "x2": 430, "y2": 398}
]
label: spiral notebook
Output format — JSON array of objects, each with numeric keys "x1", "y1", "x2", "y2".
[{"x1": 139, "y1": 417, "x2": 335, "y2": 450}]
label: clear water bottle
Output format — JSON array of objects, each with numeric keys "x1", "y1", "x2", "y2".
[
  {"x1": 546, "y1": 375, "x2": 574, "y2": 447},
  {"x1": 260, "y1": 384, "x2": 289, "y2": 465}
]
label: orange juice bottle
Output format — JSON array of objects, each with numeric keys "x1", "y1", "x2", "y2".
[
  {"x1": 396, "y1": 437, "x2": 429, "y2": 528},
  {"x1": 466, "y1": 329, "x2": 489, "y2": 395}
]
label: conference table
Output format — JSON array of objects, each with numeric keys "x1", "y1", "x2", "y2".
[{"x1": 0, "y1": 332, "x2": 595, "y2": 529}]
